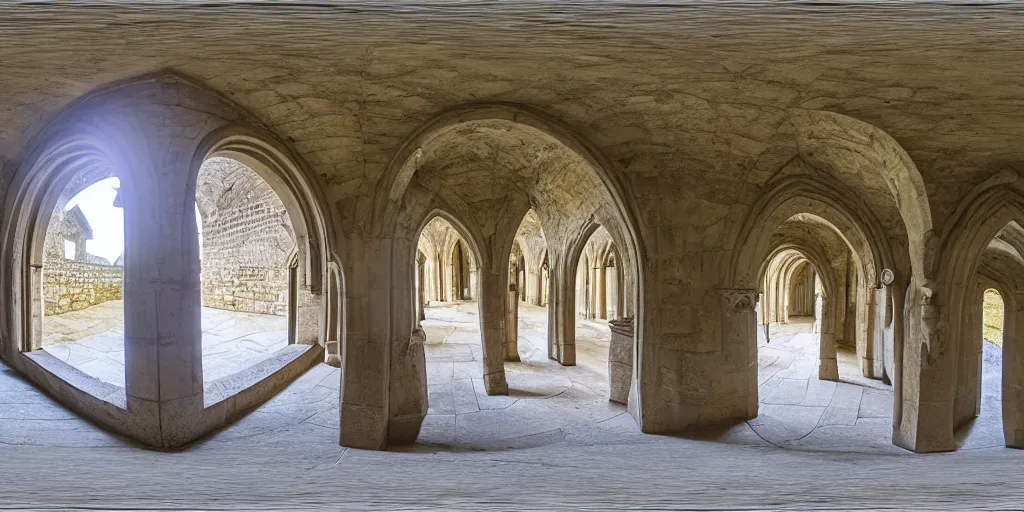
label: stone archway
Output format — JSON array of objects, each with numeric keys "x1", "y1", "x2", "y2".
[
  {"x1": 0, "y1": 72, "x2": 337, "y2": 449},
  {"x1": 342, "y1": 103, "x2": 649, "y2": 450},
  {"x1": 727, "y1": 173, "x2": 898, "y2": 429},
  {"x1": 929, "y1": 172, "x2": 1024, "y2": 450}
]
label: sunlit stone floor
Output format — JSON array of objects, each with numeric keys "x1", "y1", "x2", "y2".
[
  {"x1": 39, "y1": 300, "x2": 289, "y2": 385},
  {"x1": 748, "y1": 318, "x2": 900, "y2": 453},
  {"x1": 2, "y1": 304, "x2": 1023, "y2": 509},
  {"x1": 751, "y1": 318, "x2": 1005, "y2": 451},
  {"x1": 415, "y1": 301, "x2": 636, "y2": 450}
]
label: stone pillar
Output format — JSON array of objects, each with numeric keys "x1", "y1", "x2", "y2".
[
  {"x1": 505, "y1": 265, "x2": 521, "y2": 361},
  {"x1": 119, "y1": 132, "x2": 205, "y2": 448},
  {"x1": 548, "y1": 250, "x2": 576, "y2": 366},
  {"x1": 1003, "y1": 292, "x2": 1024, "y2": 447},
  {"x1": 597, "y1": 265, "x2": 607, "y2": 320},
  {"x1": 387, "y1": 232, "x2": 428, "y2": 445},
  {"x1": 606, "y1": 265, "x2": 618, "y2": 320},
  {"x1": 954, "y1": 283, "x2": 984, "y2": 429},
  {"x1": 416, "y1": 255, "x2": 426, "y2": 326},
  {"x1": 469, "y1": 266, "x2": 479, "y2": 301},
  {"x1": 608, "y1": 316, "x2": 634, "y2": 404},
  {"x1": 339, "y1": 237, "x2": 393, "y2": 450},
  {"x1": 28, "y1": 265, "x2": 43, "y2": 352},
  {"x1": 526, "y1": 269, "x2": 541, "y2": 306},
  {"x1": 431, "y1": 255, "x2": 443, "y2": 302},
  {"x1": 575, "y1": 256, "x2": 588, "y2": 319},
  {"x1": 478, "y1": 269, "x2": 510, "y2": 394},
  {"x1": 295, "y1": 287, "x2": 321, "y2": 346},
  {"x1": 325, "y1": 268, "x2": 342, "y2": 368},
  {"x1": 443, "y1": 254, "x2": 454, "y2": 302},
  {"x1": 894, "y1": 282, "x2": 957, "y2": 453},
  {"x1": 541, "y1": 266, "x2": 550, "y2": 306},
  {"x1": 818, "y1": 292, "x2": 839, "y2": 381},
  {"x1": 719, "y1": 288, "x2": 759, "y2": 419},
  {"x1": 867, "y1": 284, "x2": 890, "y2": 379}
]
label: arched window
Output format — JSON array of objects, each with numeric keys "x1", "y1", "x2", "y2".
[
  {"x1": 37, "y1": 176, "x2": 126, "y2": 387},
  {"x1": 194, "y1": 156, "x2": 297, "y2": 384}
]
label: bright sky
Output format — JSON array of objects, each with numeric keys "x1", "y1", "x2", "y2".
[
  {"x1": 65, "y1": 178, "x2": 123, "y2": 263},
  {"x1": 65, "y1": 178, "x2": 204, "y2": 264}
]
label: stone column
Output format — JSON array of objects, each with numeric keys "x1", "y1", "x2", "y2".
[
  {"x1": 295, "y1": 287, "x2": 321, "y2": 345},
  {"x1": 867, "y1": 285, "x2": 887, "y2": 379},
  {"x1": 505, "y1": 280, "x2": 521, "y2": 362},
  {"x1": 119, "y1": 133, "x2": 205, "y2": 448},
  {"x1": 606, "y1": 265, "x2": 618, "y2": 320},
  {"x1": 386, "y1": 234, "x2": 427, "y2": 445},
  {"x1": 526, "y1": 269, "x2": 541, "y2": 306},
  {"x1": 954, "y1": 282, "x2": 984, "y2": 429},
  {"x1": 431, "y1": 255, "x2": 442, "y2": 302},
  {"x1": 718, "y1": 288, "x2": 759, "y2": 419},
  {"x1": 575, "y1": 256, "x2": 588, "y2": 319},
  {"x1": 469, "y1": 265, "x2": 479, "y2": 301},
  {"x1": 416, "y1": 254, "x2": 426, "y2": 326},
  {"x1": 541, "y1": 266, "x2": 550, "y2": 306},
  {"x1": 478, "y1": 269, "x2": 510, "y2": 394},
  {"x1": 547, "y1": 250, "x2": 575, "y2": 365},
  {"x1": 443, "y1": 254, "x2": 454, "y2": 302},
  {"x1": 325, "y1": 268, "x2": 342, "y2": 367},
  {"x1": 895, "y1": 282, "x2": 958, "y2": 453},
  {"x1": 339, "y1": 237, "x2": 393, "y2": 450},
  {"x1": 818, "y1": 292, "x2": 839, "y2": 381},
  {"x1": 1003, "y1": 292, "x2": 1024, "y2": 447},
  {"x1": 608, "y1": 316, "x2": 634, "y2": 404}
]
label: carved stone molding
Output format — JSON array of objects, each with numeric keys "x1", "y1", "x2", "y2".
[
  {"x1": 881, "y1": 268, "x2": 895, "y2": 286},
  {"x1": 717, "y1": 288, "x2": 758, "y2": 312}
]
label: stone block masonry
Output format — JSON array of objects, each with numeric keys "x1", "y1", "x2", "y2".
[
  {"x1": 197, "y1": 157, "x2": 296, "y2": 317},
  {"x1": 43, "y1": 259, "x2": 123, "y2": 316}
]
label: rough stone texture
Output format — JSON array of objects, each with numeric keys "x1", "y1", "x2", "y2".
[
  {"x1": 1, "y1": 314, "x2": 1020, "y2": 510},
  {"x1": 416, "y1": 215, "x2": 477, "y2": 304},
  {"x1": 0, "y1": 74, "x2": 328, "y2": 449},
  {"x1": 4, "y1": 2, "x2": 1024, "y2": 459},
  {"x1": 608, "y1": 315, "x2": 633, "y2": 404},
  {"x1": 42, "y1": 259, "x2": 123, "y2": 317},
  {"x1": 40, "y1": 184, "x2": 124, "y2": 317},
  {"x1": 197, "y1": 157, "x2": 295, "y2": 316},
  {"x1": 513, "y1": 210, "x2": 549, "y2": 307}
]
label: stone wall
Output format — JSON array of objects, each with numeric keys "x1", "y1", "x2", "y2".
[
  {"x1": 196, "y1": 157, "x2": 295, "y2": 317},
  {"x1": 43, "y1": 259, "x2": 123, "y2": 315},
  {"x1": 42, "y1": 183, "x2": 123, "y2": 316}
]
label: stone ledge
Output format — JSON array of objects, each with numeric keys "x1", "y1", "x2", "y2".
[
  {"x1": 23, "y1": 350, "x2": 127, "y2": 409},
  {"x1": 204, "y1": 343, "x2": 320, "y2": 408}
]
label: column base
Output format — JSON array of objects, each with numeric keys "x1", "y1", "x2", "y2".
[
  {"x1": 553, "y1": 344, "x2": 576, "y2": 366},
  {"x1": 1005, "y1": 428, "x2": 1024, "y2": 449},
  {"x1": 483, "y1": 371, "x2": 509, "y2": 395},
  {"x1": 504, "y1": 343, "x2": 521, "y2": 362},
  {"x1": 818, "y1": 358, "x2": 839, "y2": 381}
]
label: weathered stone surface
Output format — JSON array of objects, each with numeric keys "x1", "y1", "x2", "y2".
[
  {"x1": 197, "y1": 157, "x2": 295, "y2": 317},
  {"x1": 4, "y1": 1, "x2": 1024, "y2": 462}
]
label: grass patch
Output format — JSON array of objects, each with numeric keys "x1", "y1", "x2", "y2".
[{"x1": 983, "y1": 288, "x2": 1004, "y2": 347}]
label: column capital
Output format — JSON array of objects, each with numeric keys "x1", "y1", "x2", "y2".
[{"x1": 716, "y1": 288, "x2": 758, "y2": 312}]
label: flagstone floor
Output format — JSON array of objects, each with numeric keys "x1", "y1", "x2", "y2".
[{"x1": 39, "y1": 300, "x2": 289, "y2": 385}]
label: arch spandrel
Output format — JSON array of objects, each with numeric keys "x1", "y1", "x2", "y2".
[{"x1": 788, "y1": 109, "x2": 933, "y2": 280}]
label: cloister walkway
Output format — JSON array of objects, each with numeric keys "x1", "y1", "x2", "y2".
[{"x1": 0, "y1": 304, "x2": 1020, "y2": 509}]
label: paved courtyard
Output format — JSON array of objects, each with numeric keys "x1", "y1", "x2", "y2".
[
  {"x1": 39, "y1": 300, "x2": 289, "y2": 385},
  {"x1": 1, "y1": 302, "x2": 1020, "y2": 509}
]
